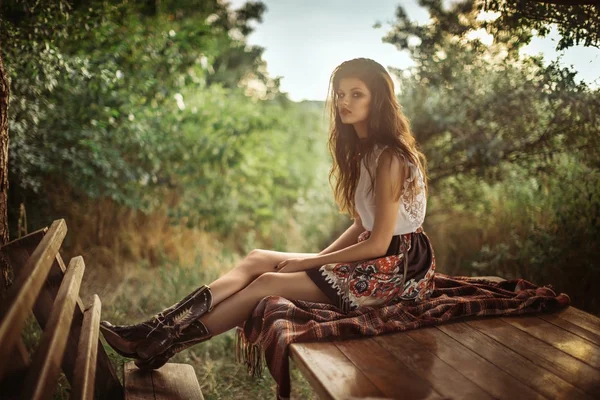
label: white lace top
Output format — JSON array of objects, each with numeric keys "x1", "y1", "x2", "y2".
[{"x1": 354, "y1": 144, "x2": 427, "y2": 235}]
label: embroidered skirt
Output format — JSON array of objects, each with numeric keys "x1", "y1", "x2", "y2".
[{"x1": 306, "y1": 227, "x2": 436, "y2": 313}]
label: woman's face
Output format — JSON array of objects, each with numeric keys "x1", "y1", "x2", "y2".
[{"x1": 336, "y1": 77, "x2": 371, "y2": 126}]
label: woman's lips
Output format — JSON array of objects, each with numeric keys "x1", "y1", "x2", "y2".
[{"x1": 341, "y1": 109, "x2": 351, "y2": 115}]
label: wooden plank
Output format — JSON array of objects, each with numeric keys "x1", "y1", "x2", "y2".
[
  {"x1": 124, "y1": 361, "x2": 155, "y2": 400},
  {"x1": 0, "y1": 223, "x2": 123, "y2": 399},
  {"x1": 0, "y1": 227, "x2": 48, "y2": 250},
  {"x1": 407, "y1": 325, "x2": 546, "y2": 399},
  {"x1": 3, "y1": 232, "x2": 123, "y2": 399},
  {"x1": 438, "y1": 320, "x2": 594, "y2": 400},
  {"x1": 290, "y1": 341, "x2": 386, "y2": 400},
  {"x1": 0, "y1": 226, "x2": 48, "y2": 303},
  {"x1": 152, "y1": 363, "x2": 204, "y2": 400},
  {"x1": 551, "y1": 307, "x2": 600, "y2": 338},
  {"x1": 21, "y1": 256, "x2": 85, "y2": 400},
  {"x1": 55, "y1": 252, "x2": 123, "y2": 400},
  {"x1": 333, "y1": 337, "x2": 444, "y2": 399},
  {"x1": 0, "y1": 219, "x2": 67, "y2": 380},
  {"x1": 467, "y1": 317, "x2": 600, "y2": 397},
  {"x1": 538, "y1": 312, "x2": 600, "y2": 346},
  {"x1": 72, "y1": 294, "x2": 102, "y2": 400},
  {"x1": 125, "y1": 361, "x2": 204, "y2": 400},
  {"x1": 502, "y1": 315, "x2": 600, "y2": 369},
  {"x1": 373, "y1": 332, "x2": 494, "y2": 399}
]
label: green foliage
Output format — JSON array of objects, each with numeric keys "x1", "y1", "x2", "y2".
[
  {"x1": 2, "y1": 0, "x2": 340, "y2": 250},
  {"x1": 386, "y1": 0, "x2": 600, "y2": 312},
  {"x1": 483, "y1": 0, "x2": 599, "y2": 50},
  {"x1": 385, "y1": 0, "x2": 599, "y2": 186},
  {"x1": 470, "y1": 154, "x2": 600, "y2": 311},
  {"x1": 165, "y1": 88, "x2": 335, "y2": 246}
]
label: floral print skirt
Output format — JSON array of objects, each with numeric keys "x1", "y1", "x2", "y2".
[{"x1": 306, "y1": 227, "x2": 436, "y2": 313}]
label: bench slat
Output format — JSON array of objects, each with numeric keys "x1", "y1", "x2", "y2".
[
  {"x1": 1, "y1": 229, "x2": 123, "y2": 399},
  {"x1": 1, "y1": 219, "x2": 202, "y2": 400},
  {"x1": 438, "y1": 320, "x2": 593, "y2": 400},
  {"x1": 123, "y1": 361, "x2": 153, "y2": 400},
  {"x1": 550, "y1": 306, "x2": 600, "y2": 338},
  {"x1": 124, "y1": 362, "x2": 204, "y2": 400},
  {"x1": 152, "y1": 363, "x2": 204, "y2": 400},
  {"x1": 72, "y1": 294, "x2": 102, "y2": 400},
  {"x1": 334, "y1": 337, "x2": 444, "y2": 399},
  {"x1": 537, "y1": 312, "x2": 600, "y2": 346},
  {"x1": 502, "y1": 315, "x2": 600, "y2": 369},
  {"x1": 21, "y1": 256, "x2": 85, "y2": 400},
  {"x1": 0, "y1": 219, "x2": 67, "y2": 380},
  {"x1": 407, "y1": 325, "x2": 546, "y2": 400},
  {"x1": 373, "y1": 331, "x2": 494, "y2": 399},
  {"x1": 55, "y1": 252, "x2": 123, "y2": 399},
  {"x1": 467, "y1": 317, "x2": 600, "y2": 396},
  {"x1": 289, "y1": 276, "x2": 598, "y2": 400},
  {"x1": 290, "y1": 340, "x2": 386, "y2": 400}
]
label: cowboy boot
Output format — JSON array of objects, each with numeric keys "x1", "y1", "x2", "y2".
[
  {"x1": 100, "y1": 284, "x2": 213, "y2": 359},
  {"x1": 134, "y1": 319, "x2": 212, "y2": 370}
]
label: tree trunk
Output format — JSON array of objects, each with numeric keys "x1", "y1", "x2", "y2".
[{"x1": 0, "y1": 50, "x2": 11, "y2": 289}]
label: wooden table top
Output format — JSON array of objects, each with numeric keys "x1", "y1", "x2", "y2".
[{"x1": 289, "y1": 305, "x2": 600, "y2": 400}]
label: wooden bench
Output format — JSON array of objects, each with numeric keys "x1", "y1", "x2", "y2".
[
  {"x1": 0, "y1": 219, "x2": 205, "y2": 400},
  {"x1": 290, "y1": 277, "x2": 600, "y2": 399}
]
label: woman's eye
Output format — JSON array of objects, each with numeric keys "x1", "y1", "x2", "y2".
[{"x1": 338, "y1": 92, "x2": 361, "y2": 98}]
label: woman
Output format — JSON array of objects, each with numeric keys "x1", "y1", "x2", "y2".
[{"x1": 100, "y1": 57, "x2": 436, "y2": 370}]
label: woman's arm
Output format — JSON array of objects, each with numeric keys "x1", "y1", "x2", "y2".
[
  {"x1": 317, "y1": 213, "x2": 364, "y2": 256},
  {"x1": 277, "y1": 148, "x2": 406, "y2": 272}
]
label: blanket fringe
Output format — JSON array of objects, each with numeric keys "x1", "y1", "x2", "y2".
[{"x1": 234, "y1": 326, "x2": 264, "y2": 377}]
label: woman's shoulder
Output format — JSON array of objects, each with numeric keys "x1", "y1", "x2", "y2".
[
  {"x1": 374, "y1": 144, "x2": 423, "y2": 185},
  {"x1": 374, "y1": 144, "x2": 412, "y2": 169}
]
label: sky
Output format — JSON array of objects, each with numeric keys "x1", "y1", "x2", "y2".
[{"x1": 227, "y1": 0, "x2": 600, "y2": 102}]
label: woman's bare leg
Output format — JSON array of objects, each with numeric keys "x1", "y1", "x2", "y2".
[
  {"x1": 207, "y1": 250, "x2": 318, "y2": 306},
  {"x1": 200, "y1": 271, "x2": 332, "y2": 336}
]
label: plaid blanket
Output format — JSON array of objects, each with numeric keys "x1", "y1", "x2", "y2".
[{"x1": 234, "y1": 273, "x2": 571, "y2": 400}]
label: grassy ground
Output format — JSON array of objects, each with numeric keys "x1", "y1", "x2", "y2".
[
  {"x1": 20, "y1": 241, "x2": 318, "y2": 399},
  {"x1": 17, "y1": 189, "x2": 323, "y2": 399},
  {"x1": 78, "y1": 240, "x2": 318, "y2": 399}
]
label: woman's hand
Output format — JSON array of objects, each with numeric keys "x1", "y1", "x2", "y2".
[{"x1": 275, "y1": 257, "x2": 314, "y2": 273}]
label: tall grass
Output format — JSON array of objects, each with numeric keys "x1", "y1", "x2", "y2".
[
  {"x1": 22, "y1": 182, "x2": 334, "y2": 399},
  {"x1": 426, "y1": 154, "x2": 599, "y2": 315}
]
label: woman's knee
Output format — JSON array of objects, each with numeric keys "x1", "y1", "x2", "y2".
[
  {"x1": 239, "y1": 249, "x2": 278, "y2": 277},
  {"x1": 246, "y1": 249, "x2": 267, "y2": 262}
]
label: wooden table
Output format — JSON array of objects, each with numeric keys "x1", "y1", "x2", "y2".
[{"x1": 290, "y1": 299, "x2": 600, "y2": 399}]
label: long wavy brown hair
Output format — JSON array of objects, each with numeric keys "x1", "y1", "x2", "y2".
[{"x1": 325, "y1": 58, "x2": 429, "y2": 218}]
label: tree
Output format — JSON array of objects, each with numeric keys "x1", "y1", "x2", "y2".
[
  {"x1": 381, "y1": 0, "x2": 600, "y2": 185},
  {"x1": 0, "y1": 0, "x2": 276, "y2": 221},
  {"x1": 483, "y1": 0, "x2": 599, "y2": 50},
  {"x1": 0, "y1": 51, "x2": 10, "y2": 289},
  {"x1": 382, "y1": 0, "x2": 600, "y2": 313}
]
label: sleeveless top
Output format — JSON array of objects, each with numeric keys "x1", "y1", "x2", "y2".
[{"x1": 354, "y1": 144, "x2": 427, "y2": 234}]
